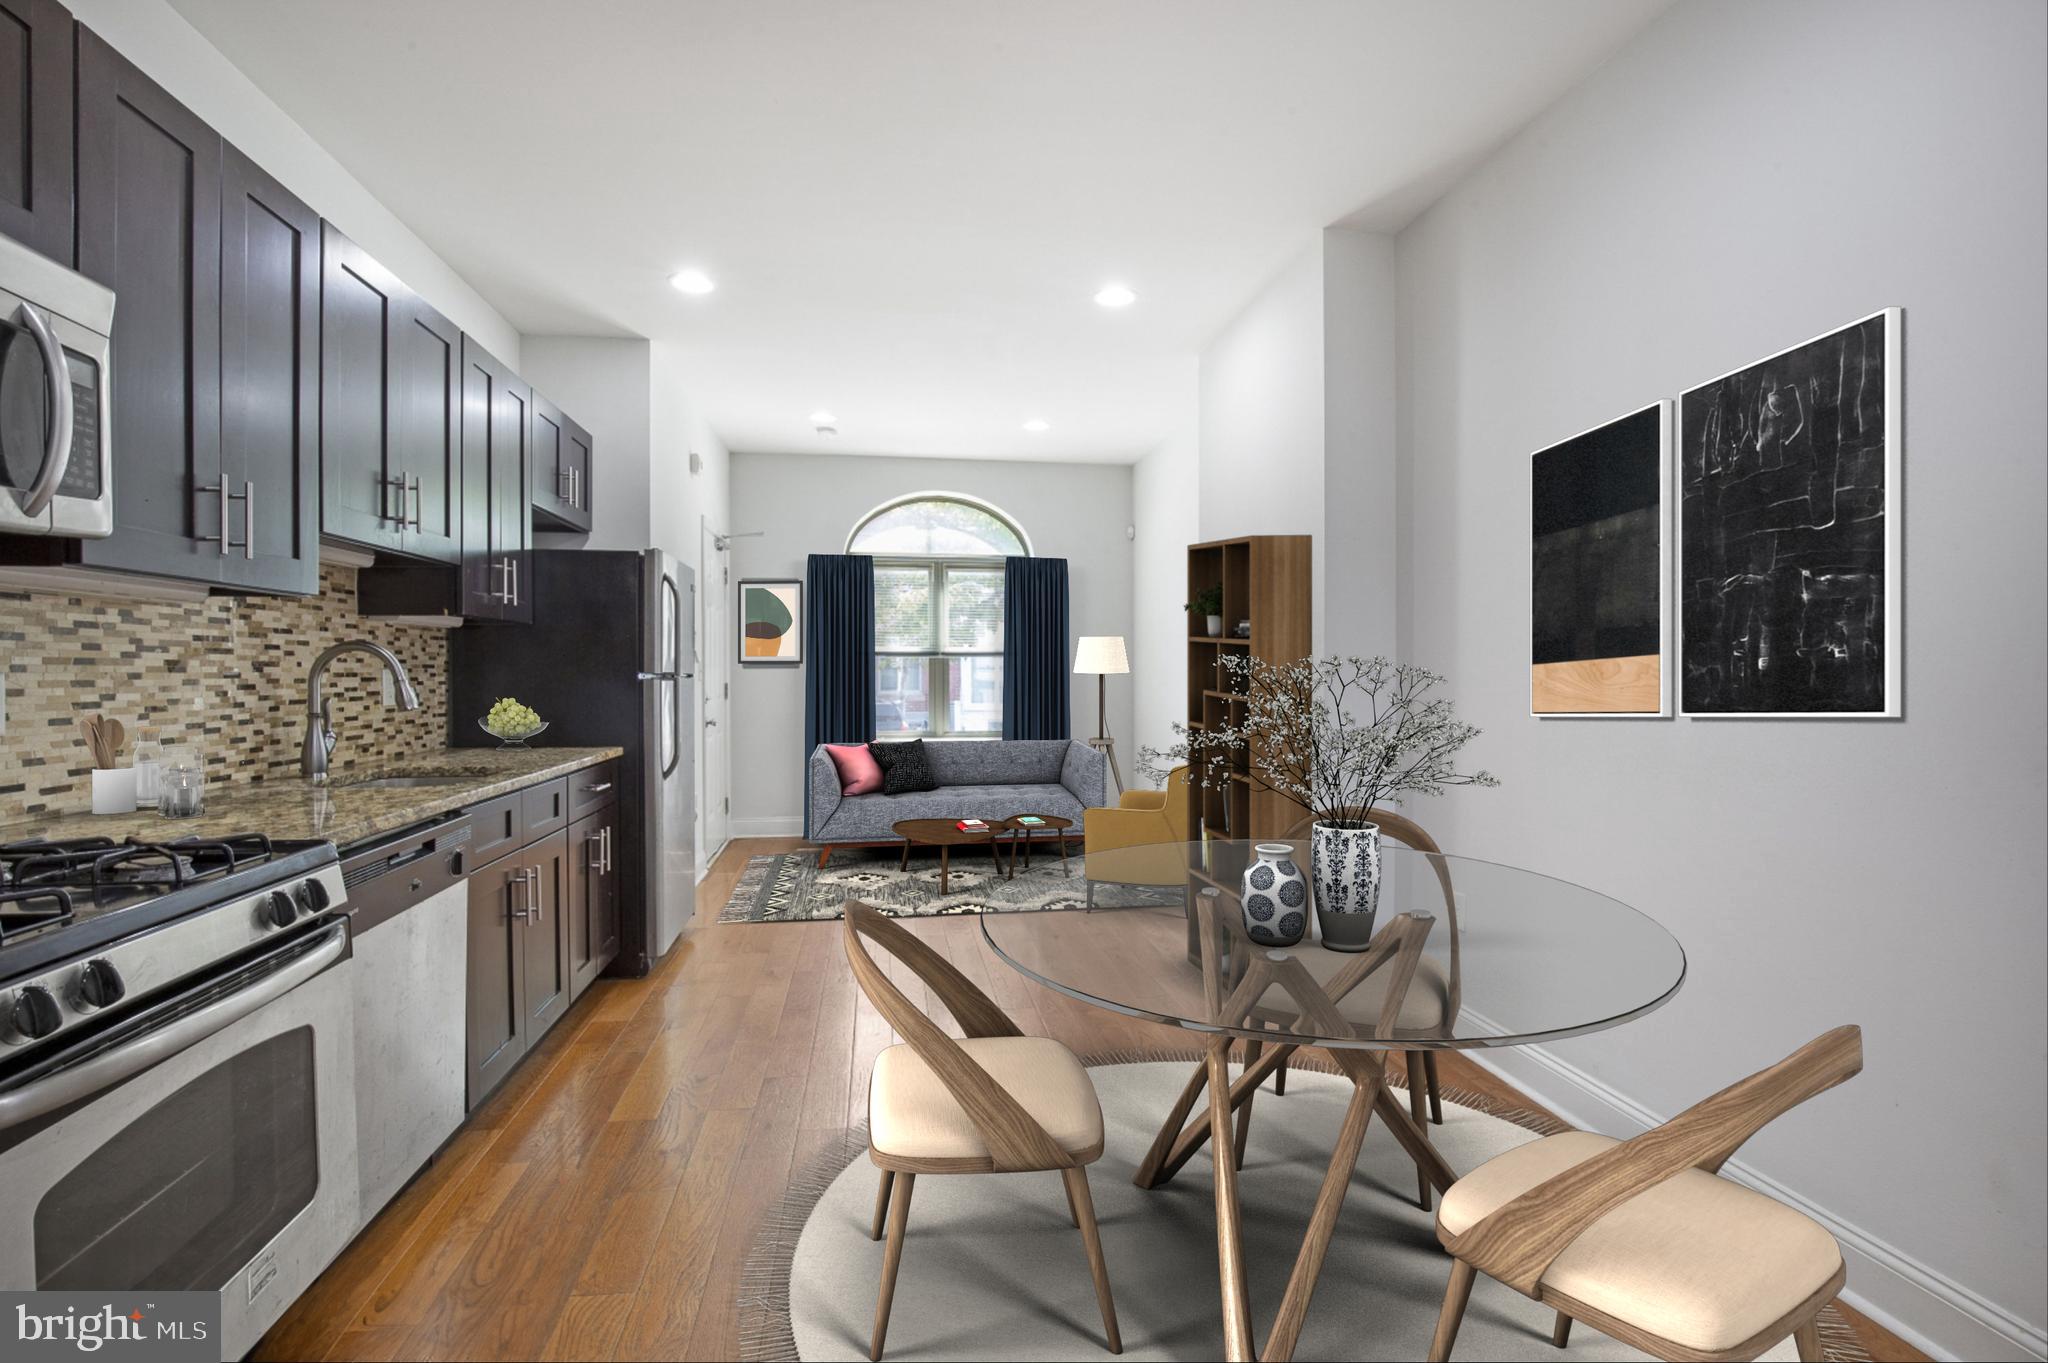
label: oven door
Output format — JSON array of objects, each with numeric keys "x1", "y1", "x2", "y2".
[{"x1": 0, "y1": 919, "x2": 359, "y2": 1360}]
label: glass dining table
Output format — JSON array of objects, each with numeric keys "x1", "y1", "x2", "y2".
[{"x1": 979, "y1": 837, "x2": 1687, "y2": 1363}]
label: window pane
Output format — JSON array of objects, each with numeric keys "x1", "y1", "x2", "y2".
[
  {"x1": 875, "y1": 565, "x2": 935, "y2": 652},
  {"x1": 875, "y1": 656, "x2": 931, "y2": 736},
  {"x1": 851, "y1": 498, "x2": 1026, "y2": 556},
  {"x1": 945, "y1": 656, "x2": 1004, "y2": 735},
  {"x1": 942, "y1": 566, "x2": 1003, "y2": 652}
]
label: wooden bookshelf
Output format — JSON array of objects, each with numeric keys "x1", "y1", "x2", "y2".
[{"x1": 1184, "y1": 534, "x2": 1311, "y2": 841}]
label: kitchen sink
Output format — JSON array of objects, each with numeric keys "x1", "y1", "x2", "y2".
[{"x1": 334, "y1": 775, "x2": 481, "y2": 789}]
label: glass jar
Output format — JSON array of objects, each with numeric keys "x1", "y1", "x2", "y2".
[{"x1": 157, "y1": 747, "x2": 205, "y2": 818}]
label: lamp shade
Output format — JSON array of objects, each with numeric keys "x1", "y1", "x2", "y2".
[{"x1": 1073, "y1": 635, "x2": 1130, "y2": 675}]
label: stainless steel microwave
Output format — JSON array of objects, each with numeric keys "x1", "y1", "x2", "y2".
[{"x1": 0, "y1": 233, "x2": 114, "y2": 537}]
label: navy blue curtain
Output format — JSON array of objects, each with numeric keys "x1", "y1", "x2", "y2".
[
  {"x1": 804, "y1": 554, "x2": 875, "y2": 826},
  {"x1": 1002, "y1": 556, "x2": 1071, "y2": 739}
]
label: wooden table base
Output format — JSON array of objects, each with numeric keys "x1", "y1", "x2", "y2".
[{"x1": 1137, "y1": 1039, "x2": 1458, "y2": 1363}]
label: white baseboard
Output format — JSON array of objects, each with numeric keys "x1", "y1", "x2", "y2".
[
  {"x1": 1462, "y1": 1030, "x2": 2046, "y2": 1362},
  {"x1": 730, "y1": 816, "x2": 803, "y2": 838}
]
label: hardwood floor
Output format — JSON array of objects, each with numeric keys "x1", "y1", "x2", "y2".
[{"x1": 257, "y1": 837, "x2": 1927, "y2": 1362}]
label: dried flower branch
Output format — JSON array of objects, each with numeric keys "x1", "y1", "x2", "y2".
[{"x1": 1138, "y1": 656, "x2": 1498, "y2": 824}]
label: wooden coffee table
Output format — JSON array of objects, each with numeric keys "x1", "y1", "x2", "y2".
[
  {"x1": 1000, "y1": 814, "x2": 1073, "y2": 876},
  {"x1": 892, "y1": 818, "x2": 1003, "y2": 895}
]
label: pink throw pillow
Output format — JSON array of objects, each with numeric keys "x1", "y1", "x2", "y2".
[{"x1": 825, "y1": 742, "x2": 882, "y2": 795}]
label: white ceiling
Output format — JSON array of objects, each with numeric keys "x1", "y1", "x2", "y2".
[{"x1": 169, "y1": 0, "x2": 1668, "y2": 463}]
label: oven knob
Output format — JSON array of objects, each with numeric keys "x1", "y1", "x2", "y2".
[
  {"x1": 73, "y1": 958, "x2": 125, "y2": 1011},
  {"x1": 9, "y1": 985, "x2": 62, "y2": 1042},
  {"x1": 263, "y1": 889, "x2": 298, "y2": 928},
  {"x1": 294, "y1": 878, "x2": 331, "y2": 913}
]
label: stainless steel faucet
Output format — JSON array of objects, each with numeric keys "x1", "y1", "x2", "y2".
[{"x1": 302, "y1": 640, "x2": 421, "y2": 784}]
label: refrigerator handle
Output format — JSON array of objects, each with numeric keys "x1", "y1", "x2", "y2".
[{"x1": 636, "y1": 671, "x2": 677, "y2": 682}]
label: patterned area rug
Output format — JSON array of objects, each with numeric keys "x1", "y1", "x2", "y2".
[
  {"x1": 718, "y1": 846, "x2": 1179, "y2": 923},
  {"x1": 735, "y1": 1053, "x2": 1871, "y2": 1361}
]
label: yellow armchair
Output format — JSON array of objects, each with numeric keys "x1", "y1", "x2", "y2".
[{"x1": 1083, "y1": 765, "x2": 1192, "y2": 896}]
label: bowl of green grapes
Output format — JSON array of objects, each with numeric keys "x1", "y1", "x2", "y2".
[{"x1": 480, "y1": 698, "x2": 548, "y2": 747}]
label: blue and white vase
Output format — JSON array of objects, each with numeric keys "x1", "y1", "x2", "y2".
[
  {"x1": 1241, "y1": 842, "x2": 1308, "y2": 947},
  {"x1": 1311, "y1": 820, "x2": 1382, "y2": 952}
]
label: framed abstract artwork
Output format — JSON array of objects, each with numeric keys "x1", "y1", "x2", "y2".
[
  {"x1": 1531, "y1": 402, "x2": 1671, "y2": 717},
  {"x1": 738, "y1": 579, "x2": 802, "y2": 665},
  {"x1": 1679, "y1": 308, "x2": 1901, "y2": 717}
]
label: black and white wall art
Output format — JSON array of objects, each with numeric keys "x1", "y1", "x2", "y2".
[
  {"x1": 1531, "y1": 402, "x2": 1670, "y2": 716},
  {"x1": 1679, "y1": 308, "x2": 1901, "y2": 717}
]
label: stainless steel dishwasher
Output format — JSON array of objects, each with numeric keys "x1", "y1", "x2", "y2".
[{"x1": 340, "y1": 816, "x2": 471, "y2": 1225}]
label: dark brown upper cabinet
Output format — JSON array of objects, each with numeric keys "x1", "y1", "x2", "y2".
[
  {"x1": 67, "y1": 27, "x2": 224, "y2": 583},
  {"x1": 318, "y1": 223, "x2": 403, "y2": 553},
  {"x1": 459, "y1": 336, "x2": 531, "y2": 622},
  {"x1": 531, "y1": 391, "x2": 592, "y2": 534},
  {"x1": 0, "y1": 0, "x2": 74, "y2": 264},
  {"x1": 218, "y1": 144, "x2": 319, "y2": 595},
  {"x1": 394, "y1": 291, "x2": 462, "y2": 562}
]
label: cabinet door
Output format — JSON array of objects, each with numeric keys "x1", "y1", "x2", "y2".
[
  {"x1": 394, "y1": 291, "x2": 461, "y2": 562},
  {"x1": 566, "y1": 812, "x2": 599, "y2": 1002},
  {"x1": 73, "y1": 27, "x2": 223, "y2": 583},
  {"x1": 561, "y1": 412, "x2": 593, "y2": 532},
  {"x1": 0, "y1": 0, "x2": 73, "y2": 263},
  {"x1": 319, "y1": 223, "x2": 402, "y2": 552},
  {"x1": 520, "y1": 830, "x2": 570, "y2": 1039},
  {"x1": 492, "y1": 366, "x2": 532, "y2": 623},
  {"x1": 459, "y1": 336, "x2": 515, "y2": 618},
  {"x1": 466, "y1": 854, "x2": 527, "y2": 1108},
  {"x1": 218, "y1": 144, "x2": 318, "y2": 595},
  {"x1": 593, "y1": 813, "x2": 620, "y2": 967},
  {"x1": 530, "y1": 390, "x2": 566, "y2": 527}
]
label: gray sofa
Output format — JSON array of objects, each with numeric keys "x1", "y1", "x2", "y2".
[{"x1": 807, "y1": 739, "x2": 1108, "y2": 846}]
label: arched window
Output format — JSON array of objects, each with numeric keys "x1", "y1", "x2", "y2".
[
  {"x1": 847, "y1": 494, "x2": 1029, "y2": 739},
  {"x1": 846, "y1": 493, "x2": 1030, "y2": 556}
]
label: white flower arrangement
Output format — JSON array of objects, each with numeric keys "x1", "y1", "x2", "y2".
[{"x1": 1139, "y1": 655, "x2": 1498, "y2": 825}]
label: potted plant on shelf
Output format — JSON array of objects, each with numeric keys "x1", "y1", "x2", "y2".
[
  {"x1": 1141, "y1": 656, "x2": 1496, "y2": 950},
  {"x1": 1185, "y1": 585, "x2": 1225, "y2": 638}
]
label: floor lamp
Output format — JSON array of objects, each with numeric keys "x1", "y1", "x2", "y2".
[{"x1": 1073, "y1": 636, "x2": 1128, "y2": 795}]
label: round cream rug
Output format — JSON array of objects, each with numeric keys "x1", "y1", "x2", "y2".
[{"x1": 740, "y1": 1058, "x2": 1853, "y2": 1362}]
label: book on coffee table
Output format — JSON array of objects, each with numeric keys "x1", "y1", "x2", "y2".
[
  {"x1": 955, "y1": 818, "x2": 990, "y2": 832},
  {"x1": 1013, "y1": 815, "x2": 1046, "y2": 826}
]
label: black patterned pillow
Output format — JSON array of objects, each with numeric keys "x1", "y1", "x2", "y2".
[{"x1": 871, "y1": 739, "x2": 939, "y2": 795}]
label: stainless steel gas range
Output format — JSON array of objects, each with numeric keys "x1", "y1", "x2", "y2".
[{"x1": 0, "y1": 834, "x2": 358, "y2": 1360}]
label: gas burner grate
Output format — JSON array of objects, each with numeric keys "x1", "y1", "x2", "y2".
[
  {"x1": 1, "y1": 832, "x2": 279, "y2": 890},
  {"x1": 0, "y1": 887, "x2": 75, "y2": 941}
]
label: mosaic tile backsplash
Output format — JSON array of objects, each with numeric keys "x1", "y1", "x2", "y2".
[{"x1": 0, "y1": 565, "x2": 451, "y2": 822}]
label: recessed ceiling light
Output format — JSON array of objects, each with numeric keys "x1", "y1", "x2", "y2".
[
  {"x1": 809, "y1": 410, "x2": 837, "y2": 426},
  {"x1": 1093, "y1": 283, "x2": 1136, "y2": 308},
  {"x1": 668, "y1": 268, "x2": 716, "y2": 295},
  {"x1": 1021, "y1": 418, "x2": 1050, "y2": 433}
]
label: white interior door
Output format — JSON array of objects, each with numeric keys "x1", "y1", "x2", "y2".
[{"x1": 700, "y1": 519, "x2": 730, "y2": 860}]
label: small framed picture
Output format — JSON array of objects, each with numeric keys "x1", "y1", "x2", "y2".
[{"x1": 738, "y1": 579, "x2": 802, "y2": 665}]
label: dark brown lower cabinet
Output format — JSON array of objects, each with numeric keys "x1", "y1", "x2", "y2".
[
  {"x1": 464, "y1": 828, "x2": 571, "y2": 1109},
  {"x1": 567, "y1": 810, "x2": 620, "y2": 1002}
]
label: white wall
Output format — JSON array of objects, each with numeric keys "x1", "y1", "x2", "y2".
[
  {"x1": 727, "y1": 453, "x2": 1135, "y2": 834},
  {"x1": 1198, "y1": 241, "x2": 1327, "y2": 642},
  {"x1": 649, "y1": 343, "x2": 733, "y2": 873},
  {"x1": 1131, "y1": 407, "x2": 1199, "y2": 764},
  {"x1": 69, "y1": 0, "x2": 521, "y2": 364},
  {"x1": 1395, "y1": 2, "x2": 2047, "y2": 1357},
  {"x1": 524, "y1": 337, "x2": 653, "y2": 552},
  {"x1": 1321, "y1": 228, "x2": 1398, "y2": 660}
]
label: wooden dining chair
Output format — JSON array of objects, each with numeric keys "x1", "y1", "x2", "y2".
[
  {"x1": 1426, "y1": 1026, "x2": 1863, "y2": 1363},
  {"x1": 843, "y1": 901, "x2": 1122, "y2": 1360}
]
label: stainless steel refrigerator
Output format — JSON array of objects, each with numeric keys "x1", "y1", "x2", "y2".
[{"x1": 452, "y1": 549, "x2": 695, "y2": 970}]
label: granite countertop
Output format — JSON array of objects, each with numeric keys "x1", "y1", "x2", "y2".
[{"x1": 0, "y1": 747, "x2": 624, "y2": 851}]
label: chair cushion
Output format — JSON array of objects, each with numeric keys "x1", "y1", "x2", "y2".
[
  {"x1": 1437, "y1": 1131, "x2": 1844, "y2": 1354},
  {"x1": 824, "y1": 742, "x2": 883, "y2": 795},
  {"x1": 869, "y1": 1036, "x2": 1103, "y2": 1163}
]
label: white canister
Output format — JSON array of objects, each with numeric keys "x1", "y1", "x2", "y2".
[{"x1": 90, "y1": 767, "x2": 138, "y2": 815}]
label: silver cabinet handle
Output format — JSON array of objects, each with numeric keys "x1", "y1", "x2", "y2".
[
  {"x1": 524, "y1": 865, "x2": 542, "y2": 922},
  {"x1": 13, "y1": 301, "x2": 74, "y2": 518},
  {"x1": 586, "y1": 832, "x2": 602, "y2": 872},
  {"x1": 601, "y1": 825, "x2": 613, "y2": 874},
  {"x1": 408, "y1": 473, "x2": 422, "y2": 532},
  {"x1": 198, "y1": 480, "x2": 249, "y2": 555},
  {"x1": 581, "y1": 781, "x2": 614, "y2": 795},
  {"x1": 492, "y1": 557, "x2": 514, "y2": 605},
  {"x1": 380, "y1": 472, "x2": 405, "y2": 524},
  {"x1": 571, "y1": 465, "x2": 581, "y2": 509},
  {"x1": 507, "y1": 868, "x2": 536, "y2": 922},
  {"x1": 242, "y1": 479, "x2": 254, "y2": 559}
]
